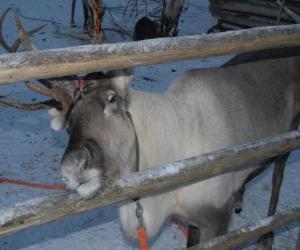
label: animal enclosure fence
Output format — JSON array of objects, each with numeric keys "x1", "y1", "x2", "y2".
[
  {"x1": 209, "y1": 0, "x2": 300, "y2": 32},
  {"x1": 1, "y1": 24, "x2": 300, "y2": 249}
]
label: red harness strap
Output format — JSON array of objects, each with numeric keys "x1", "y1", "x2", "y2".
[
  {"x1": 0, "y1": 177, "x2": 65, "y2": 190},
  {"x1": 136, "y1": 216, "x2": 187, "y2": 250}
]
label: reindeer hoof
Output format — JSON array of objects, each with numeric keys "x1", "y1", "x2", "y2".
[{"x1": 70, "y1": 19, "x2": 77, "y2": 28}]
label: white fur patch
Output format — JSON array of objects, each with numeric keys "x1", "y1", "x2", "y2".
[
  {"x1": 111, "y1": 75, "x2": 133, "y2": 88},
  {"x1": 48, "y1": 108, "x2": 65, "y2": 131},
  {"x1": 61, "y1": 164, "x2": 102, "y2": 199},
  {"x1": 119, "y1": 194, "x2": 175, "y2": 240},
  {"x1": 77, "y1": 175, "x2": 101, "y2": 199}
]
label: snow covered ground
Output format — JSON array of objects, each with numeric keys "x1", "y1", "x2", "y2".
[{"x1": 0, "y1": 0, "x2": 299, "y2": 249}]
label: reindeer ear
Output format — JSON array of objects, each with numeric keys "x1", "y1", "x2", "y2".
[{"x1": 107, "y1": 69, "x2": 134, "y2": 98}]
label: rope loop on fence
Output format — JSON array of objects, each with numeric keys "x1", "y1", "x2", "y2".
[{"x1": 92, "y1": 0, "x2": 101, "y2": 44}]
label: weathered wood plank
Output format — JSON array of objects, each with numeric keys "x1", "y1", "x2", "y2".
[
  {"x1": 1, "y1": 130, "x2": 300, "y2": 238},
  {"x1": 210, "y1": 1, "x2": 292, "y2": 21},
  {"x1": 0, "y1": 24, "x2": 300, "y2": 83},
  {"x1": 277, "y1": 0, "x2": 300, "y2": 23},
  {"x1": 189, "y1": 207, "x2": 300, "y2": 249},
  {"x1": 212, "y1": 9, "x2": 292, "y2": 28}
]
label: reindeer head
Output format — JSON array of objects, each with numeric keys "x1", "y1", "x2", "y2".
[
  {"x1": 0, "y1": 9, "x2": 137, "y2": 199},
  {"x1": 59, "y1": 69, "x2": 137, "y2": 199}
]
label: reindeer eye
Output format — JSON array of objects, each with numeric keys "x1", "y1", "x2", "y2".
[{"x1": 108, "y1": 94, "x2": 116, "y2": 103}]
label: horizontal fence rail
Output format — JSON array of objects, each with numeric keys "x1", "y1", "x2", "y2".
[
  {"x1": 1, "y1": 130, "x2": 300, "y2": 238},
  {"x1": 192, "y1": 207, "x2": 300, "y2": 249},
  {"x1": 0, "y1": 24, "x2": 300, "y2": 83}
]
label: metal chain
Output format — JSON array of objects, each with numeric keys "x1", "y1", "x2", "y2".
[{"x1": 135, "y1": 200, "x2": 145, "y2": 228}]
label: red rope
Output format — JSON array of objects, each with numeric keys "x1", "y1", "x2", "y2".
[
  {"x1": 0, "y1": 177, "x2": 188, "y2": 247},
  {"x1": 137, "y1": 226, "x2": 149, "y2": 250},
  {"x1": 172, "y1": 216, "x2": 188, "y2": 239},
  {"x1": 92, "y1": 0, "x2": 101, "y2": 43},
  {"x1": 0, "y1": 177, "x2": 65, "y2": 190}
]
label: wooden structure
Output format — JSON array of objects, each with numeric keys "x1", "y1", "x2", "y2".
[
  {"x1": 0, "y1": 24, "x2": 300, "y2": 248},
  {"x1": 0, "y1": 24, "x2": 300, "y2": 84},
  {"x1": 209, "y1": 0, "x2": 300, "y2": 32}
]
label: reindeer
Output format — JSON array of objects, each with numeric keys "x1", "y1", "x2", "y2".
[
  {"x1": 160, "y1": 0, "x2": 185, "y2": 36},
  {"x1": 133, "y1": 16, "x2": 158, "y2": 41},
  {"x1": 70, "y1": 0, "x2": 104, "y2": 35},
  {"x1": 134, "y1": 0, "x2": 185, "y2": 39},
  {"x1": 57, "y1": 50, "x2": 300, "y2": 248},
  {"x1": 0, "y1": 8, "x2": 299, "y2": 248}
]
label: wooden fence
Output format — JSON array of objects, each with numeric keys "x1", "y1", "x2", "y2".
[
  {"x1": 0, "y1": 23, "x2": 300, "y2": 83},
  {"x1": 1, "y1": 24, "x2": 300, "y2": 249}
]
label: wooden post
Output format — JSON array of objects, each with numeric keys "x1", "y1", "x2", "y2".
[
  {"x1": 1, "y1": 130, "x2": 300, "y2": 238},
  {"x1": 0, "y1": 24, "x2": 300, "y2": 83}
]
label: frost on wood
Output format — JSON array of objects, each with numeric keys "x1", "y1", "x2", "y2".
[
  {"x1": 0, "y1": 24, "x2": 300, "y2": 83},
  {"x1": 0, "y1": 196, "x2": 52, "y2": 225},
  {"x1": 199, "y1": 207, "x2": 300, "y2": 249}
]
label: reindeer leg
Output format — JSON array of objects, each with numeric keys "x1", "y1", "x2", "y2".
[
  {"x1": 172, "y1": 7, "x2": 184, "y2": 37},
  {"x1": 159, "y1": 0, "x2": 167, "y2": 36},
  {"x1": 257, "y1": 153, "x2": 289, "y2": 249},
  {"x1": 268, "y1": 154, "x2": 289, "y2": 216},
  {"x1": 71, "y1": 0, "x2": 77, "y2": 27},
  {"x1": 234, "y1": 158, "x2": 275, "y2": 214},
  {"x1": 186, "y1": 203, "x2": 232, "y2": 248},
  {"x1": 187, "y1": 225, "x2": 200, "y2": 247},
  {"x1": 257, "y1": 113, "x2": 300, "y2": 249},
  {"x1": 82, "y1": 1, "x2": 89, "y2": 33}
]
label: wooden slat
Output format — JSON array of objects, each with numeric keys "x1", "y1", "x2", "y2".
[
  {"x1": 1, "y1": 130, "x2": 300, "y2": 238},
  {"x1": 189, "y1": 207, "x2": 300, "y2": 249},
  {"x1": 210, "y1": 1, "x2": 292, "y2": 21},
  {"x1": 0, "y1": 24, "x2": 300, "y2": 83}
]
